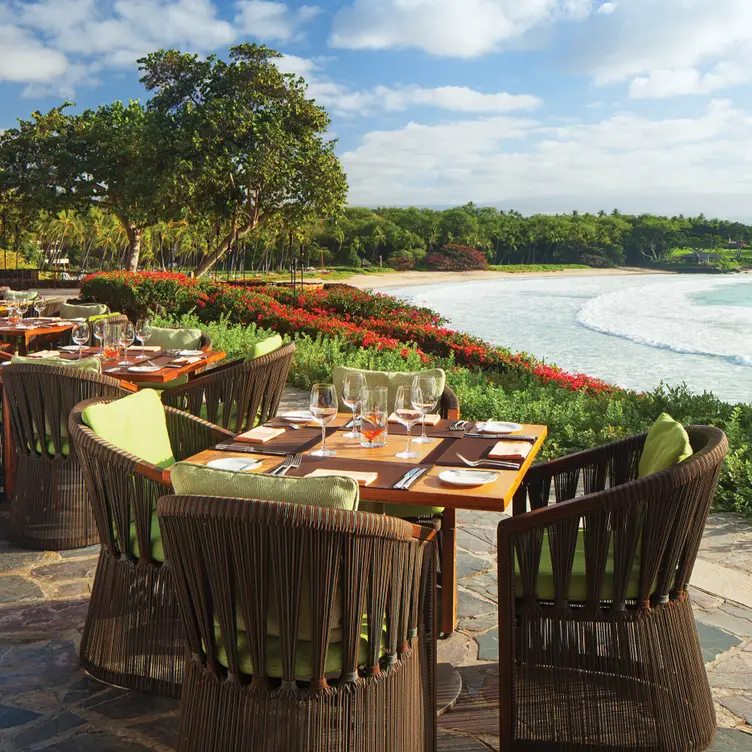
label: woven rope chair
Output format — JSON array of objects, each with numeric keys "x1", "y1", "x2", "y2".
[
  {"x1": 161, "y1": 342, "x2": 295, "y2": 433},
  {"x1": 2, "y1": 364, "x2": 132, "y2": 549},
  {"x1": 158, "y1": 493, "x2": 438, "y2": 752},
  {"x1": 68, "y1": 398, "x2": 234, "y2": 697},
  {"x1": 498, "y1": 425, "x2": 728, "y2": 750}
]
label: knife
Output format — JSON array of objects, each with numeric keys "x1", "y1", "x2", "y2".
[
  {"x1": 403, "y1": 467, "x2": 428, "y2": 489},
  {"x1": 393, "y1": 467, "x2": 421, "y2": 489},
  {"x1": 214, "y1": 443, "x2": 288, "y2": 456},
  {"x1": 466, "y1": 433, "x2": 537, "y2": 442}
]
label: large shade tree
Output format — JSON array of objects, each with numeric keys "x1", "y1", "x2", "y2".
[
  {"x1": 0, "y1": 101, "x2": 176, "y2": 271},
  {"x1": 139, "y1": 44, "x2": 348, "y2": 277}
]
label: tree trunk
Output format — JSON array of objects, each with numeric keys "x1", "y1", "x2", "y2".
[
  {"x1": 194, "y1": 220, "x2": 257, "y2": 278},
  {"x1": 123, "y1": 225, "x2": 142, "y2": 272}
]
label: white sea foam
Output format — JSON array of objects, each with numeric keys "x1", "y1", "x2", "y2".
[{"x1": 575, "y1": 277, "x2": 752, "y2": 366}]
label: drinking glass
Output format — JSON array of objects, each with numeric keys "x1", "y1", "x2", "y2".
[
  {"x1": 310, "y1": 383, "x2": 338, "y2": 458},
  {"x1": 72, "y1": 322, "x2": 90, "y2": 359},
  {"x1": 6, "y1": 303, "x2": 18, "y2": 325},
  {"x1": 17, "y1": 298, "x2": 29, "y2": 320},
  {"x1": 135, "y1": 319, "x2": 152, "y2": 359},
  {"x1": 93, "y1": 319, "x2": 109, "y2": 357},
  {"x1": 103, "y1": 323, "x2": 122, "y2": 360},
  {"x1": 394, "y1": 385, "x2": 424, "y2": 460},
  {"x1": 118, "y1": 322, "x2": 135, "y2": 365},
  {"x1": 412, "y1": 375, "x2": 440, "y2": 444},
  {"x1": 360, "y1": 386, "x2": 388, "y2": 448},
  {"x1": 341, "y1": 371, "x2": 365, "y2": 439},
  {"x1": 33, "y1": 299, "x2": 46, "y2": 320}
]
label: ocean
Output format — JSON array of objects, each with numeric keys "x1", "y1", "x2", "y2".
[{"x1": 383, "y1": 273, "x2": 752, "y2": 405}]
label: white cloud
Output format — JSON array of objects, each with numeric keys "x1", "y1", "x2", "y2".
[
  {"x1": 235, "y1": 1, "x2": 319, "y2": 41},
  {"x1": 330, "y1": 0, "x2": 594, "y2": 57},
  {"x1": 0, "y1": 24, "x2": 68, "y2": 83},
  {"x1": 577, "y1": 0, "x2": 752, "y2": 98},
  {"x1": 342, "y1": 100, "x2": 752, "y2": 217}
]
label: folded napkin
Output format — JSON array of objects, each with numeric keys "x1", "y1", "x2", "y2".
[
  {"x1": 388, "y1": 412, "x2": 441, "y2": 426},
  {"x1": 26, "y1": 350, "x2": 59, "y2": 359},
  {"x1": 304, "y1": 468, "x2": 378, "y2": 487},
  {"x1": 489, "y1": 442, "x2": 531, "y2": 461},
  {"x1": 235, "y1": 426, "x2": 285, "y2": 444},
  {"x1": 170, "y1": 355, "x2": 201, "y2": 365},
  {"x1": 127, "y1": 345, "x2": 162, "y2": 352}
]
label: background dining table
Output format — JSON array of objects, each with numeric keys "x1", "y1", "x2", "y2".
[{"x1": 0, "y1": 318, "x2": 76, "y2": 355}]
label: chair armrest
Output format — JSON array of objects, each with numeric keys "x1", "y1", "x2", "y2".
[
  {"x1": 440, "y1": 385, "x2": 460, "y2": 421},
  {"x1": 164, "y1": 407, "x2": 235, "y2": 462}
]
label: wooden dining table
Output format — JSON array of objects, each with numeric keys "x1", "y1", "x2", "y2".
[
  {"x1": 183, "y1": 413, "x2": 547, "y2": 714},
  {"x1": 0, "y1": 318, "x2": 76, "y2": 355}
]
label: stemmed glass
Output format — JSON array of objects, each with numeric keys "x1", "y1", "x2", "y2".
[
  {"x1": 360, "y1": 386, "x2": 388, "y2": 448},
  {"x1": 17, "y1": 298, "x2": 29, "y2": 322},
  {"x1": 135, "y1": 319, "x2": 152, "y2": 359},
  {"x1": 412, "y1": 375, "x2": 440, "y2": 444},
  {"x1": 6, "y1": 303, "x2": 18, "y2": 325},
  {"x1": 310, "y1": 383, "x2": 338, "y2": 458},
  {"x1": 341, "y1": 372, "x2": 365, "y2": 439},
  {"x1": 394, "y1": 385, "x2": 424, "y2": 460},
  {"x1": 33, "y1": 299, "x2": 46, "y2": 321},
  {"x1": 118, "y1": 322, "x2": 135, "y2": 365},
  {"x1": 93, "y1": 319, "x2": 109, "y2": 358},
  {"x1": 72, "y1": 322, "x2": 90, "y2": 359}
]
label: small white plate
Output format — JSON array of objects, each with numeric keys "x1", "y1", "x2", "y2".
[
  {"x1": 439, "y1": 469, "x2": 498, "y2": 487},
  {"x1": 207, "y1": 457, "x2": 262, "y2": 472},
  {"x1": 128, "y1": 365, "x2": 161, "y2": 373},
  {"x1": 475, "y1": 421, "x2": 523, "y2": 434},
  {"x1": 281, "y1": 410, "x2": 315, "y2": 423},
  {"x1": 178, "y1": 349, "x2": 203, "y2": 357},
  {"x1": 59, "y1": 345, "x2": 81, "y2": 352}
]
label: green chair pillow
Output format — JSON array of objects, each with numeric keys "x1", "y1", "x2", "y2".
[
  {"x1": 333, "y1": 366, "x2": 446, "y2": 414},
  {"x1": 171, "y1": 461, "x2": 359, "y2": 510},
  {"x1": 59, "y1": 302, "x2": 109, "y2": 319},
  {"x1": 81, "y1": 389, "x2": 175, "y2": 469},
  {"x1": 246, "y1": 334, "x2": 283, "y2": 361},
  {"x1": 11, "y1": 355, "x2": 102, "y2": 374},
  {"x1": 638, "y1": 413, "x2": 693, "y2": 479},
  {"x1": 3, "y1": 290, "x2": 38, "y2": 302},
  {"x1": 148, "y1": 326, "x2": 203, "y2": 351},
  {"x1": 88, "y1": 312, "x2": 122, "y2": 324}
]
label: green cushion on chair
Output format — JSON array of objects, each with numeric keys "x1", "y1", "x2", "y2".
[
  {"x1": 333, "y1": 365, "x2": 446, "y2": 414},
  {"x1": 638, "y1": 413, "x2": 693, "y2": 479},
  {"x1": 34, "y1": 437, "x2": 71, "y2": 456},
  {"x1": 514, "y1": 529, "x2": 642, "y2": 601},
  {"x1": 130, "y1": 510, "x2": 164, "y2": 561},
  {"x1": 245, "y1": 334, "x2": 283, "y2": 361},
  {"x1": 359, "y1": 501, "x2": 444, "y2": 518},
  {"x1": 198, "y1": 399, "x2": 239, "y2": 428},
  {"x1": 148, "y1": 326, "x2": 203, "y2": 351},
  {"x1": 11, "y1": 355, "x2": 101, "y2": 374},
  {"x1": 59, "y1": 302, "x2": 109, "y2": 319},
  {"x1": 88, "y1": 312, "x2": 122, "y2": 324},
  {"x1": 140, "y1": 374, "x2": 189, "y2": 393},
  {"x1": 171, "y1": 462, "x2": 360, "y2": 510},
  {"x1": 81, "y1": 389, "x2": 175, "y2": 469},
  {"x1": 3, "y1": 290, "x2": 38, "y2": 302}
]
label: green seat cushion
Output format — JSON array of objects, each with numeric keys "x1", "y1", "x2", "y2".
[
  {"x1": 514, "y1": 529, "x2": 642, "y2": 601},
  {"x1": 246, "y1": 334, "x2": 283, "y2": 361},
  {"x1": 140, "y1": 374, "x2": 189, "y2": 393},
  {"x1": 359, "y1": 501, "x2": 444, "y2": 518},
  {"x1": 638, "y1": 413, "x2": 693, "y2": 479},
  {"x1": 88, "y1": 312, "x2": 122, "y2": 324},
  {"x1": 3, "y1": 290, "x2": 38, "y2": 302},
  {"x1": 333, "y1": 365, "x2": 446, "y2": 414},
  {"x1": 59, "y1": 302, "x2": 109, "y2": 319},
  {"x1": 171, "y1": 462, "x2": 359, "y2": 510},
  {"x1": 81, "y1": 389, "x2": 175, "y2": 469},
  {"x1": 10, "y1": 355, "x2": 101, "y2": 374},
  {"x1": 198, "y1": 399, "x2": 242, "y2": 429},
  {"x1": 33, "y1": 436, "x2": 71, "y2": 457},
  {"x1": 148, "y1": 326, "x2": 203, "y2": 351},
  {"x1": 129, "y1": 510, "x2": 164, "y2": 561}
]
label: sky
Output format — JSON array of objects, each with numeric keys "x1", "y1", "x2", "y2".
[{"x1": 2, "y1": 0, "x2": 752, "y2": 218}]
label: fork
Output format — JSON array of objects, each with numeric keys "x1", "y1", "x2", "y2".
[
  {"x1": 269, "y1": 454, "x2": 294, "y2": 476},
  {"x1": 274, "y1": 453, "x2": 303, "y2": 477},
  {"x1": 456, "y1": 453, "x2": 520, "y2": 470},
  {"x1": 450, "y1": 420, "x2": 468, "y2": 432}
]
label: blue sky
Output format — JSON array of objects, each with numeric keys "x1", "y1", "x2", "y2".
[{"x1": 2, "y1": 0, "x2": 752, "y2": 217}]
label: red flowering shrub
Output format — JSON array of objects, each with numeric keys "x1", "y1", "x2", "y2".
[
  {"x1": 425, "y1": 245, "x2": 488, "y2": 271},
  {"x1": 389, "y1": 251, "x2": 415, "y2": 271},
  {"x1": 81, "y1": 271, "x2": 616, "y2": 395}
]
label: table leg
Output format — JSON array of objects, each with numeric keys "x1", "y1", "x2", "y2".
[{"x1": 440, "y1": 508, "x2": 458, "y2": 636}]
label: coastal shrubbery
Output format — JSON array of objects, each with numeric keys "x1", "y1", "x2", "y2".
[
  {"x1": 425, "y1": 245, "x2": 488, "y2": 271},
  {"x1": 84, "y1": 271, "x2": 752, "y2": 520}
]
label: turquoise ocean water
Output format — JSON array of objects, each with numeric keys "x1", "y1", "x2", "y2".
[{"x1": 383, "y1": 274, "x2": 752, "y2": 404}]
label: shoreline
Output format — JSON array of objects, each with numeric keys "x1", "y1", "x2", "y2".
[{"x1": 342, "y1": 266, "x2": 675, "y2": 291}]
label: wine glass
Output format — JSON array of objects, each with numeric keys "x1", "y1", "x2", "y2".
[
  {"x1": 6, "y1": 303, "x2": 17, "y2": 325},
  {"x1": 118, "y1": 321, "x2": 135, "y2": 365},
  {"x1": 341, "y1": 371, "x2": 365, "y2": 439},
  {"x1": 72, "y1": 322, "x2": 90, "y2": 359},
  {"x1": 394, "y1": 385, "x2": 424, "y2": 460},
  {"x1": 93, "y1": 319, "x2": 109, "y2": 357},
  {"x1": 17, "y1": 298, "x2": 29, "y2": 320},
  {"x1": 412, "y1": 375, "x2": 440, "y2": 444},
  {"x1": 310, "y1": 384, "x2": 338, "y2": 458},
  {"x1": 360, "y1": 386, "x2": 388, "y2": 448},
  {"x1": 135, "y1": 319, "x2": 152, "y2": 359},
  {"x1": 33, "y1": 298, "x2": 46, "y2": 320}
]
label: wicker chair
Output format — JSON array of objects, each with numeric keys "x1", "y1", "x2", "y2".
[
  {"x1": 68, "y1": 398, "x2": 234, "y2": 697},
  {"x1": 2, "y1": 364, "x2": 133, "y2": 549},
  {"x1": 497, "y1": 426, "x2": 728, "y2": 750},
  {"x1": 158, "y1": 493, "x2": 438, "y2": 752},
  {"x1": 161, "y1": 342, "x2": 295, "y2": 433}
]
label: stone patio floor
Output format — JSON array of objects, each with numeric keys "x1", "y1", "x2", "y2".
[{"x1": 0, "y1": 388, "x2": 750, "y2": 749}]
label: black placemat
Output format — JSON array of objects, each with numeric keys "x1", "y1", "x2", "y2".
[
  {"x1": 282, "y1": 456, "x2": 422, "y2": 490},
  {"x1": 235, "y1": 426, "x2": 338, "y2": 455},
  {"x1": 431, "y1": 435, "x2": 525, "y2": 468}
]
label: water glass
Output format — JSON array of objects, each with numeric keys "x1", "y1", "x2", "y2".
[
  {"x1": 360, "y1": 386, "x2": 388, "y2": 448},
  {"x1": 93, "y1": 319, "x2": 109, "y2": 357},
  {"x1": 341, "y1": 371, "x2": 365, "y2": 439},
  {"x1": 72, "y1": 322, "x2": 90, "y2": 359},
  {"x1": 394, "y1": 385, "x2": 424, "y2": 459},
  {"x1": 310, "y1": 383, "x2": 338, "y2": 458},
  {"x1": 6, "y1": 304, "x2": 18, "y2": 325},
  {"x1": 412, "y1": 375, "x2": 440, "y2": 444},
  {"x1": 33, "y1": 299, "x2": 46, "y2": 319},
  {"x1": 118, "y1": 322, "x2": 135, "y2": 365},
  {"x1": 135, "y1": 319, "x2": 152, "y2": 359},
  {"x1": 103, "y1": 323, "x2": 121, "y2": 360}
]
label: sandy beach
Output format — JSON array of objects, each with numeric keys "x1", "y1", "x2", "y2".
[{"x1": 343, "y1": 266, "x2": 674, "y2": 291}]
